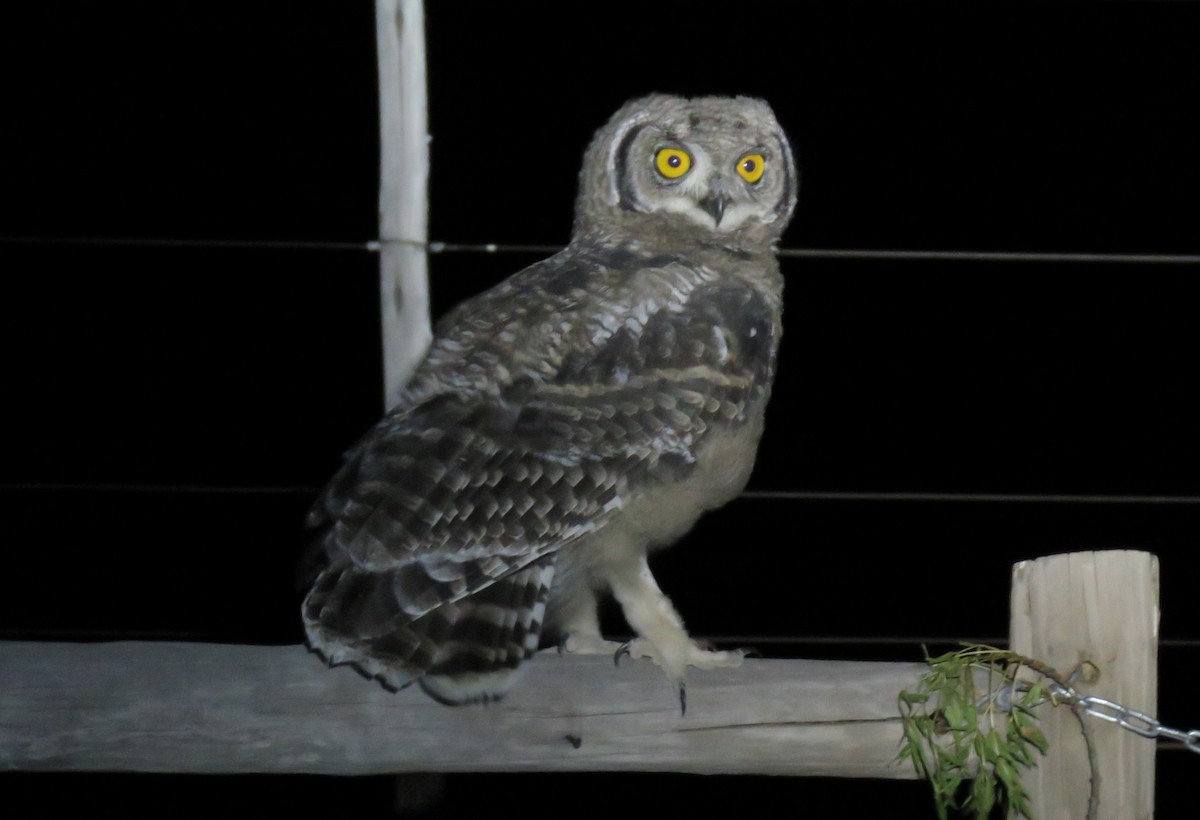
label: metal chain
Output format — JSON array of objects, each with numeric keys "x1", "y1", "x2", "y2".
[
  {"x1": 1073, "y1": 693, "x2": 1200, "y2": 753},
  {"x1": 1020, "y1": 676, "x2": 1200, "y2": 754},
  {"x1": 988, "y1": 669, "x2": 1200, "y2": 754}
]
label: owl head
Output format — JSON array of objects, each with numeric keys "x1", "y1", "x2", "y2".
[{"x1": 574, "y1": 94, "x2": 797, "y2": 250}]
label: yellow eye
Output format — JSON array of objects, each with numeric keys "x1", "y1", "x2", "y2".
[
  {"x1": 736, "y1": 153, "x2": 766, "y2": 184},
  {"x1": 655, "y1": 147, "x2": 692, "y2": 179}
]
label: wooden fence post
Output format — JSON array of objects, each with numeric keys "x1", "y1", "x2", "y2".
[
  {"x1": 1009, "y1": 550, "x2": 1159, "y2": 819},
  {"x1": 376, "y1": 0, "x2": 431, "y2": 408}
]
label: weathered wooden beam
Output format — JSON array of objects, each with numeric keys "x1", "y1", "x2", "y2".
[
  {"x1": 0, "y1": 641, "x2": 924, "y2": 778},
  {"x1": 377, "y1": 0, "x2": 431, "y2": 407},
  {"x1": 1010, "y1": 550, "x2": 1159, "y2": 819}
]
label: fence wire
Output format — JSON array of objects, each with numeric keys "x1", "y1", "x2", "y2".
[{"x1": 6, "y1": 235, "x2": 1200, "y2": 265}]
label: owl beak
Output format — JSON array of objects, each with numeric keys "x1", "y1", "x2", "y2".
[{"x1": 699, "y1": 192, "x2": 731, "y2": 226}]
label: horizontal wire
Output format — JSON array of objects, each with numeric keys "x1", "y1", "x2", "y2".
[
  {"x1": 0, "y1": 482, "x2": 321, "y2": 495},
  {"x1": 3, "y1": 483, "x2": 1199, "y2": 506},
  {"x1": 775, "y1": 247, "x2": 1200, "y2": 264},
  {"x1": 0, "y1": 235, "x2": 372, "y2": 252},
  {"x1": 709, "y1": 635, "x2": 1007, "y2": 647},
  {"x1": 391, "y1": 241, "x2": 1200, "y2": 265},
  {"x1": 415, "y1": 240, "x2": 1200, "y2": 264},
  {"x1": 424, "y1": 241, "x2": 559, "y2": 254},
  {"x1": 705, "y1": 635, "x2": 1200, "y2": 648},
  {"x1": 740, "y1": 490, "x2": 1200, "y2": 504},
  {"x1": 5, "y1": 234, "x2": 1200, "y2": 264},
  {"x1": 0, "y1": 627, "x2": 221, "y2": 642}
]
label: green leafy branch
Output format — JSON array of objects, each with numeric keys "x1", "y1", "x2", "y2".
[{"x1": 897, "y1": 645, "x2": 1084, "y2": 820}]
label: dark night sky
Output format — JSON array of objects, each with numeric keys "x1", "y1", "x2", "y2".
[{"x1": 2, "y1": 2, "x2": 1198, "y2": 816}]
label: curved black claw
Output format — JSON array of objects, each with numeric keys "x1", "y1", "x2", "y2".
[
  {"x1": 679, "y1": 682, "x2": 687, "y2": 717},
  {"x1": 614, "y1": 640, "x2": 633, "y2": 667},
  {"x1": 742, "y1": 646, "x2": 764, "y2": 660}
]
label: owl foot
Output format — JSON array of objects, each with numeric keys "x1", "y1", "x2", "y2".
[
  {"x1": 613, "y1": 638, "x2": 746, "y2": 670},
  {"x1": 614, "y1": 638, "x2": 745, "y2": 716},
  {"x1": 558, "y1": 632, "x2": 626, "y2": 656}
]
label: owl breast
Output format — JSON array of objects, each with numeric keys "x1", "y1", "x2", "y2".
[
  {"x1": 547, "y1": 249, "x2": 781, "y2": 592},
  {"x1": 545, "y1": 402, "x2": 768, "y2": 626},
  {"x1": 629, "y1": 407, "x2": 767, "y2": 548}
]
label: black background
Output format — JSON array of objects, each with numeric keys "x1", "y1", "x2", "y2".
[{"x1": 2, "y1": 2, "x2": 1198, "y2": 816}]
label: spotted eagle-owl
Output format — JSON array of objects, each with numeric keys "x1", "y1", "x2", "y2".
[{"x1": 302, "y1": 94, "x2": 797, "y2": 709}]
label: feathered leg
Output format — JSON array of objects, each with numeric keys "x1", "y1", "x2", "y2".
[{"x1": 606, "y1": 553, "x2": 744, "y2": 706}]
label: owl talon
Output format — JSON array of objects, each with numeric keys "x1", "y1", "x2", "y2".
[{"x1": 615, "y1": 640, "x2": 685, "y2": 713}]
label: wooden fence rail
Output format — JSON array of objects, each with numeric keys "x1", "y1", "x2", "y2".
[{"x1": 0, "y1": 643, "x2": 924, "y2": 778}]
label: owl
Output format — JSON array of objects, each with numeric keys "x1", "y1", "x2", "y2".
[{"x1": 302, "y1": 94, "x2": 797, "y2": 711}]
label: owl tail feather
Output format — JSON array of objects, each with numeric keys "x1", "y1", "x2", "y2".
[{"x1": 303, "y1": 558, "x2": 556, "y2": 705}]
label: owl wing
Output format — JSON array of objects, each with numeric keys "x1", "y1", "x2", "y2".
[{"x1": 302, "y1": 254, "x2": 777, "y2": 702}]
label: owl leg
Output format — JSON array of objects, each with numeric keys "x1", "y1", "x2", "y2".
[
  {"x1": 549, "y1": 585, "x2": 624, "y2": 655},
  {"x1": 606, "y1": 553, "x2": 744, "y2": 702}
]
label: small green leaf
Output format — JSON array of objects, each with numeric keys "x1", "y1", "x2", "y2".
[
  {"x1": 971, "y1": 774, "x2": 996, "y2": 816},
  {"x1": 1020, "y1": 724, "x2": 1049, "y2": 755},
  {"x1": 973, "y1": 732, "x2": 988, "y2": 762},
  {"x1": 1026, "y1": 681, "x2": 1044, "y2": 706},
  {"x1": 1006, "y1": 733, "x2": 1034, "y2": 767},
  {"x1": 995, "y1": 756, "x2": 1019, "y2": 785},
  {"x1": 986, "y1": 730, "x2": 1003, "y2": 758},
  {"x1": 943, "y1": 699, "x2": 966, "y2": 732}
]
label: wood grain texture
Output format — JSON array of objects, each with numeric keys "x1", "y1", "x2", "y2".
[
  {"x1": 0, "y1": 641, "x2": 925, "y2": 778},
  {"x1": 1010, "y1": 550, "x2": 1159, "y2": 820},
  {"x1": 377, "y1": 0, "x2": 431, "y2": 407}
]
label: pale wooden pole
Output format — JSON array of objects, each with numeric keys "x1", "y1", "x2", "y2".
[
  {"x1": 376, "y1": 0, "x2": 431, "y2": 408},
  {"x1": 1010, "y1": 550, "x2": 1159, "y2": 819}
]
